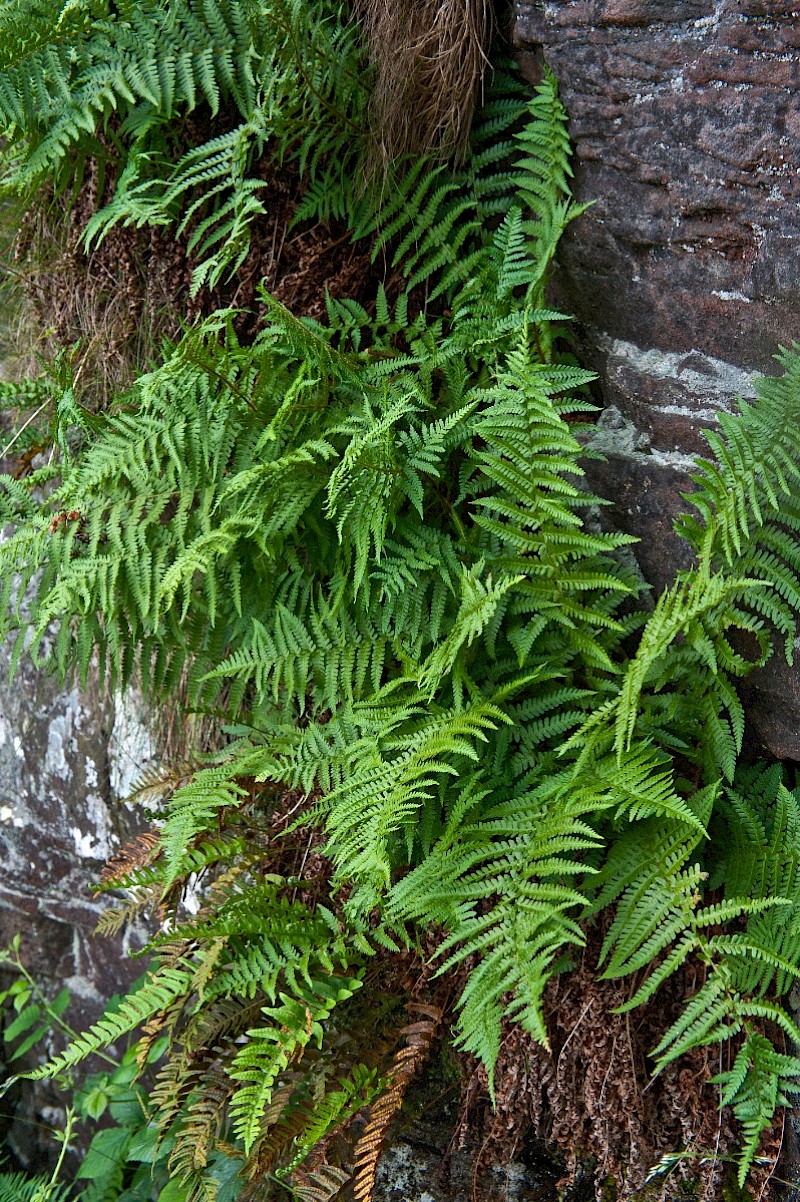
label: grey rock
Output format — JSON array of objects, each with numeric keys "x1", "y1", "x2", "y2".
[
  {"x1": 0, "y1": 616, "x2": 152, "y2": 1170},
  {"x1": 375, "y1": 1141, "x2": 557, "y2": 1202}
]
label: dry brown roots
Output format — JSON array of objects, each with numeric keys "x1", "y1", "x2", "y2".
[
  {"x1": 10, "y1": 138, "x2": 377, "y2": 407},
  {"x1": 450, "y1": 926, "x2": 784, "y2": 1202},
  {"x1": 353, "y1": 0, "x2": 494, "y2": 168}
]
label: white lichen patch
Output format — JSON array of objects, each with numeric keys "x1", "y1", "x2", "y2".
[
  {"x1": 72, "y1": 826, "x2": 99, "y2": 857},
  {"x1": 82, "y1": 789, "x2": 119, "y2": 858},
  {"x1": 712, "y1": 289, "x2": 752, "y2": 303},
  {"x1": 490, "y1": 1161, "x2": 531, "y2": 1195},
  {"x1": 648, "y1": 447, "x2": 702, "y2": 472},
  {"x1": 0, "y1": 711, "x2": 24, "y2": 759},
  {"x1": 108, "y1": 685, "x2": 157, "y2": 801},
  {"x1": 85, "y1": 757, "x2": 99, "y2": 789},
  {"x1": 44, "y1": 689, "x2": 81, "y2": 781},
  {"x1": 0, "y1": 803, "x2": 13, "y2": 824},
  {"x1": 582, "y1": 405, "x2": 698, "y2": 472},
  {"x1": 71, "y1": 789, "x2": 118, "y2": 859},
  {"x1": 599, "y1": 335, "x2": 758, "y2": 413},
  {"x1": 62, "y1": 929, "x2": 108, "y2": 1002},
  {"x1": 375, "y1": 1143, "x2": 438, "y2": 1201},
  {"x1": 182, "y1": 873, "x2": 203, "y2": 915}
]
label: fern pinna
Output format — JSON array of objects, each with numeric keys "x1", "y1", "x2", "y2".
[{"x1": 4, "y1": 42, "x2": 800, "y2": 1199}]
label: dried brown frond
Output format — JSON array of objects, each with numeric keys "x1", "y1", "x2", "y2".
[
  {"x1": 352, "y1": 999, "x2": 444, "y2": 1201},
  {"x1": 98, "y1": 830, "x2": 162, "y2": 887},
  {"x1": 353, "y1": 0, "x2": 494, "y2": 168},
  {"x1": 137, "y1": 991, "x2": 190, "y2": 1065},
  {"x1": 93, "y1": 829, "x2": 165, "y2": 935},
  {"x1": 169, "y1": 1064, "x2": 234, "y2": 1177},
  {"x1": 120, "y1": 760, "x2": 198, "y2": 810},
  {"x1": 134, "y1": 939, "x2": 197, "y2": 1062},
  {"x1": 92, "y1": 886, "x2": 162, "y2": 937},
  {"x1": 454, "y1": 925, "x2": 752, "y2": 1202},
  {"x1": 290, "y1": 1164, "x2": 351, "y2": 1202},
  {"x1": 245, "y1": 1077, "x2": 327, "y2": 1182},
  {"x1": 148, "y1": 994, "x2": 264, "y2": 1140},
  {"x1": 148, "y1": 1050, "x2": 199, "y2": 1137},
  {"x1": 189, "y1": 937, "x2": 227, "y2": 1004}
]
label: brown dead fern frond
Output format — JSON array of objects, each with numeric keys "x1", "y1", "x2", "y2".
[
  {"x1": 351, "y1": 1000, "x2": 443, "y2": 1201},
  {"x1": 93, "y1": 887, "x2": 162, "y2": 937},
  {"x1": 353, "y1": 0, "x2": 493, "y2": 168},
  {"x1": 449, "y1": 918, "x2": 755, "y2": 1202},
  {"x1": 169, "y1": 1064, "x2": 234, "y2": 1177},
  {"x1": 120, "y1": 760, "x2": 198, "y2": 810},
  {"x1": 98, "y1": 830, "x2": 162, "y2": 888},
  {"x1": 290, "y1": 1164, "x2": 351, "y2": 1202}
]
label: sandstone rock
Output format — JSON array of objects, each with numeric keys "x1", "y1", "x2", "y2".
[{"x1": 513, "y1": 0, "x2": 800, "y2": 757}]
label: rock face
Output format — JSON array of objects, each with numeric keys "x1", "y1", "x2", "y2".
[
  {"x1": 0, "y1": 640, "x2": 155, "y2": 1171},
  {"x1": 513, "y1": 0, "x2": 800, "y2": 756}
]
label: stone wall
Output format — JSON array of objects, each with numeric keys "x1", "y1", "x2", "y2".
[{"x1": 513, "y1": 0, "x2": 800, "y2": 756}]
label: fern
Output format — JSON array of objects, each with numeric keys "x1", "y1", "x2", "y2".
[
  {"x1": 27, "y1": 961, "x2": 193, "y2": 1080},
  {"x1": 7, "y1": 27, "x2": 800, "y2": 1197},
  {"x1": 713, "y1": 1031, "x2": 800, "y2": 1187},
  {"x1": 0, "y1": 1171, "x2": 70, "y2": 1202},
  {"x1": 0, "y1": 0, "x2": 371, "y2": 292},
  {"x1": 227, "y1": 970, "x2": 363, "y2": 1154}
]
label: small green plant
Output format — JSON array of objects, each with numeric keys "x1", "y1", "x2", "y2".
[
  {"x1": 0, "y1": 939, "x2": 193, "y2": 1202},
  {"x1": 0, "y1": 936, "x2": 73, "y2": 1066}
]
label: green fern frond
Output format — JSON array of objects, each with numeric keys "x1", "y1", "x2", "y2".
[
  {"x1": 28, "y1": 962, "x2": 194, "y2": 1079},
  {"x1": 228, "y1": 970, "x2": 363, "y2": 1154},
  {"x1": 0, "y1": 1170, "x2": 71, "y2": 1202},
  {"x1": 712, "y1": 1031, "x2": 800, "y2": 1187}
]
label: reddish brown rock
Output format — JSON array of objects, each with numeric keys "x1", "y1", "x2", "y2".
[{"x1": 513, "y1": 0, "x2": 800, "y2": 758}]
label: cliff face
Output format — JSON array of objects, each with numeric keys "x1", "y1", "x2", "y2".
[{"x1": 513, "y1": 0, "x2": 800, "y2": 756}]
